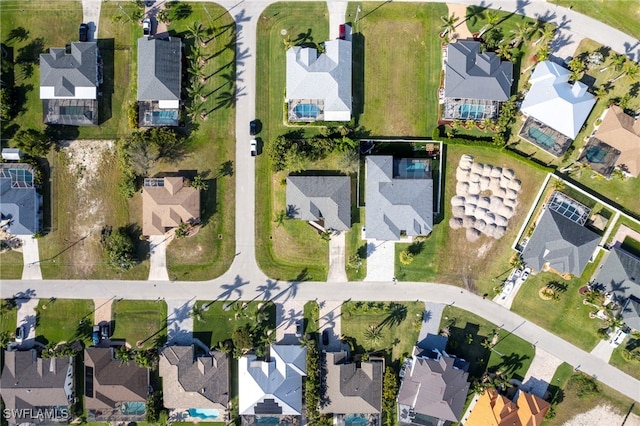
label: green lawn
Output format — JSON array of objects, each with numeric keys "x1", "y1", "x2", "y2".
[
  {"x1": 609, "y1": 335, "x2": 640, "y2": 380},
  {"x1": 550, "y1": 0, "x2": 640, "y2": 40},
  {"x1": 304, "y1": 301, "x2": 319, "y2": 335},
  {"x1": 111, "y1": 300, "x2": 167, "y2": 349},
  {"x1": 0, "y1": 250, "x2": 23, "y2": 280},
  {"x1": 345, "y1": 2, "x2": 447, "y2": 136},
  {"x1": 192, "y1": 300, "x2": 276, "y2": 348},
  {"x1": 546, "y1": 362, "x2": 640, "y2": 425},
  {"x1": 340, "y1": 301, "x2": 424, "y2": 366},
  {"x1": 511, "y1": 253, "x2": 605, "y2": 352},
  {"x1": 35, "y1": 299, "x2": 94, "y2": 345},
  {"x1": 163, "y1": 3, "x2": 237, "y2": 281},
  {"x1": 0, "y1": 1, "x2": 82, "y2": 138},
  {"x1": 395, "y1": 144, "x2": 547, "y2": 296},
  {"x1": 254, "y1": 2, "x2": 331, "y2": 281},
  {"x1": 439, "y1": 306, "x2": 534, "y2": 380},
  {"x1": 1, "y1": 301, "x2": 18, "y2": 336}
]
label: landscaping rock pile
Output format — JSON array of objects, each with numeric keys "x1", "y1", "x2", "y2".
[{"x1": 450, "y1": 154, "x2": 521, "y2": 241}]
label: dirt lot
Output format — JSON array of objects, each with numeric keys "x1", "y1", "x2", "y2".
[{"x1": 563, "y1": 405, "x2": 640, "y2": 426}]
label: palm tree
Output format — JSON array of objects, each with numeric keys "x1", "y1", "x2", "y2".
[
  {"x1": 439, "y1": 13, "x2": 460, "y2": 38},
  {"x1": 115, "y1": 346, "x2": 132, "y2": 364},
  {"x1": 186, "y1": 100, "x2": 207, "y2": 121},
  {"x1": 509, "y1": 23, "x2": 531, "y2": 48},
  {"x1": 364, "y1": 325, "x2": 383, "y2": 345},
  {"x1": 594, "y1": 85, "x2": 608, "y2": 101},
  {"x1": 187, "y1": 79, "x2": 206, "y2": 101},
  {"x1": 273, "y1": 209, "x2": 287, "y2": 227},
  {"x1": 189, "y1": 305, "x2": 205, "y2": 322},
  {"x1": 534, "y1": 26, "x2": 555, "y2": 46},
  {"x1": 613, "y1": 61, "x2": 639, "y2": 82},
  {"x1": 537, "y1": 44, "x2": 551, "y2": 62},
  {"x1": 187, "y1": 22, "x2": 206, "y2": 47},
  {"x1": 496, "y1": 43, "x2": 513, "y2": 61},
  {"x1": 189, "y1": 46, "x2": 207, "y2": 66},
  {"x1": 188, "y1": 62, "x2": 206, "y2": 83},
  {"x1": 465, "y1": 5, "x2": 486, "y2": 27},
  {"x1": 478, "y1": 10, "x2": 500, "y2": 38},
  {"x1": 611, "y1": 53, "x2": 627, "y2": 72},
  {"x1": 214, "y1": 340, "x2": 232, "y2": 354},
  {"x1": 282, "y1": 34, "x2": 293, "y2": 50}
]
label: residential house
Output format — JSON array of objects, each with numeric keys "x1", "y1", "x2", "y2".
[
  {"x1": 320, "y1": 351, "x2": 383, "y2": 425},
  {"x1": 365, "y1": 156, "x2": 433, "y2": 240},
  {"x1": 465, "y1": 388, "x2": 550, "y2": 426},
  {"x1": 580, "y1": 105, "x2": 640, "y2": 177},
  {"x1": 159, "y1": 346, "x2": 229, "y2": 419},
  {"x1": 285, "y1": 175, "x2": 351, "y2": 231},
  {"x1": 0, "y1": 350, "x2": 74, "y2": 425},
  {"x1": 238, "y1": 345, "x2": 306, "y2": 425},
  {"x1": 397, "y1": 347, "x2": 470, "y2": 426},
  {"x1": 84, "y1": 347, "x2": 149, "y2": 422},
  {"x1": 443, "y1": 40, "x2": 513, "y2": 120},
  {"x1": 519, "y1": 61, "x2": 595, "y2": 156},
  {"x1": 285, "y1": 27, "x2": 352, "y2": 122},
  {"x1": 521, "y1": 192, "x2": 600, "y2": 277},
  {"x1": 0, "y1": 163, "x2": 41, "y2": 236},
  {"x1": 592, "y1": 246, "x2": 640, "y2": 330},
  {"x1": 142, "y1": 176, "x2": 200, "y2": 236},
  {"x1": 40, "y1": 42, "x2": 101, "y2": 125},
  {"x1": 137, "y1": 37, "x2": 182, "y2": 127}
]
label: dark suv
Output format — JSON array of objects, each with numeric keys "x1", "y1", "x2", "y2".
[
  {"x1": 249, "y1": 120, "x2": 258, "y2": 136},
  {"x1": 79, "y1": 23, "x2": 89, "y2": 42}
]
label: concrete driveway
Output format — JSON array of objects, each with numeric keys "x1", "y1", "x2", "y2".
[
  {"x1": 327, "y1": 232, "x2": 347, "y2": 282},
  {"x1": 417, "y1": 302, "x2": 447, "y2": 351},
  {"x1": 166, "y1": 299, "x2": 196, "y2": 345},
  {"x1": 327, "y1": 1, "x2": 347, "y2": 39},
  {"x1": 276, "y1": 300, "x2": 304, "y2": 344},
  {"x1": 148, "y1": 235, "x2": 169, "y2": 281},
  {"x1": 364, "y1": 240, "x2": 395, "y2": 281},
  {"x1": 519, "y1": 347, "x2": 562, "y2": 398},
  {"x1": 21, "y1": 236, "x2": 42, "y2": 280},
  {"x1": 81, "y1": 0, "x2": 101, "y2": 41},
  {"x1": 319, "y1": 300, "x2": 347, "y2": 351},
  {"x1": 14, "y1": 298, "x2": 39, "y2": 350}
]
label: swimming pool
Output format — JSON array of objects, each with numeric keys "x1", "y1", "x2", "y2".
[
  {"x1": 120, "y1": 401, "x2": 145, "y2": 416},
  {"x1": 528, "y1": 127, "x2": 556, "y2": 149},
  {"x1": 256, "y1": 416, "x2": 281, "y2": 424},
  {"x1": 585, "y1": 146, "x2": 607, "y2": 163},
  {"x1": 188, "y1": 408, "x2": 219, "y2": 420},
  {"x1": 344, "y1": 414, "x2": 369, "y2": 425},
  {"x1": 146, "y1": 110, "x2": 179, "y2": 126},
  {"x1": 458, "y1": 104, "x2": 485, "y2": 120},
  {"x1": 294, "y1": 103, "x2": 321, "y2": 119}
]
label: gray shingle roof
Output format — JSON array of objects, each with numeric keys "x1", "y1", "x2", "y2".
[
  {"x1": 286, "y1": 39, "x2": 352, "y2": 119},
  {"x1": 0, "y1": 165, "x2": 39, "y2": 236},
  {"x1": 365, "y1": 156, "x2": 433, "y2": 240},
  {"x1": 592, "y1": 247, "x2": 640, "y2": 329},
  {"x1": 40, "y1": 42, "x2": 98, "y2": 98},
  {"x1": 397, "y1": 348, "x2": 469, "y2": 423},
  {"x1": 320, "y1": 351, "x2": 382, "y2": 415},
  {"x1": 1, "y1": 351, "x2": 73, "y2": 420},
  {"x1": 445, "y1": 40, "x2": 513, "y2": 101},
  {"x1": 137, "y1": 37, "x2": 182, "y2": 101},
  {"x1": 84, "y1": 348, "x2": 148, "y2": 410},
  {"x1": 522, "y1": 208, "x2": 600, "y2": 276},
  {"x1": 286, "y1": 176, "x2": 351, "y2": 231},
  {"x1": 159, "y1": 346, "x2": 229, "y2": 410}
]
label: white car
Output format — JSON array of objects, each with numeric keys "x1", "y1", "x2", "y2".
[
  {"x1": 518, "y1": 267, "x2": 531, "y2": 284},
  {"x1": 142, "y1": 18, "x2": 151, "y2": 36},
  {"x1": 250, "y1": 139, "x2": 257, "y2": 156}
]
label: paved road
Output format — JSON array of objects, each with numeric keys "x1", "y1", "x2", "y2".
[{"x1": 7, "y1": 0, "x2": 640, "y2": 403}]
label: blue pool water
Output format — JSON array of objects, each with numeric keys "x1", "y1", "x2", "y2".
[
  {"x1": 406, "y1": 160, "x2": 427, "y2": 172},
  {"x1": 344, "y1": 414, "x2": 369, "y2": 425},
  {"x1": 188, "y1": 408, "x2": 219, "y2": 419},
  {"x1": 293, "y1": 103, "x2": 321, "y2": 119},
  {"x1": 585, "y1": 146, "x2": 607, "y2": 163},
  {"x1": 528, "y1": 127, "x2": 556, "y2": 149},
  {"x1": 120, "y1": 401, "x2": 145, "y2": 415},
  {"x1": 147, "y1": 110, "x2": 179, "y2": 125},
  {"x1": 256, "y1": 416, "x2": 281, "y2": 424},
  {"x1": 458, "y1": 104, "x2": 485, "y2": 120}
]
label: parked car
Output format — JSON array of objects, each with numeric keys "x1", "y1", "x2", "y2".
[
  {"x1": 519, "y1": 267, "x2": 531, "y2": 284},
  {"x1": 79, "y1": 23, "x2": 89, "y2": 42},
  {"x1": 250, "y1": 139, "x2": 257, "y2": 156},
  {"x1": 339, "y1": 24, "x2": 346, "y2": 40},
  {"x1": 100, "y1": 323, "x2": 110, "y2": 339},
  {"x1": 15, "y1": 326, "x2": 25, "y2": 344},
  {"x1": 142, "y1": 18, "x2": 151, "y2": 36},
  {"x1": 249, "y1": 120, "x2": 258, "y2": 135},
  {"x1": 295, "y1": 320, "x2": 303, "y2": 337},
  {"x1": 322, "y1": 329, "x2": 329, "y2": 345},
  {"x1": 92, "y1": 325, "x2": 100, "y2": 345}
]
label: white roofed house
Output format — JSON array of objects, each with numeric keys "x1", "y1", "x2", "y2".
[
  {"x1": 40, "y1": 42, "x2": 101, "y2": 125},
  {"x1": 286, "y1": 26, "x2": 352, "y2": 122},
  {"x1": 238, "y1": 345, "x2": 306, "y2": 425},
  {"x1": 519, "y1": 60, "x2": 596, "y2": 157}
]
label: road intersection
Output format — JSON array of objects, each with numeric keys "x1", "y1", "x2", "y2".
[{"x1": 2, "y1": 0, "x2": 639, "y2": 402}]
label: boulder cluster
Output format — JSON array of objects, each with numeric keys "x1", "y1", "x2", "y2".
[{"x1": 449, "y1": 155, "x2": 521, "y2": 242}]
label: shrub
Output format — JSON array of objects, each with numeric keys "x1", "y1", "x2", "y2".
[
  {"x1": 13, "y1": 129, "x2": 52, "y2": 157},
  {"x1": 399, "y1": 249, "x2": 414, "y2": 265},
  {"x1": 104, "y1": 227, "x2": 136, "y2": 270},
  {"x1": 127, "y1": 102, "x2": 139, "y2": 129},
  {"x1": 145, "y1": 391, "x2": 165, "y2": 423},
  {"x1": 567, "y1": 373, "x2": 599, "y2": 398},
  {"x1": 382, "y1": 367, "x2": 399, "y2": 426},
  {"x1": 0, "y1": 88, "x2": 14, "y2": 121}
]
